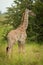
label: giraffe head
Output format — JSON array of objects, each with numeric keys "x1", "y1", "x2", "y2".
[
  {"x1": 25, "y1": 8, "x2": 36, "y2": 16},
  {"x1": 28, "y1": 10, "x2": 36, "y2": 16}
]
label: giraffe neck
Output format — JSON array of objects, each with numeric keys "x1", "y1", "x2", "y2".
[{"x1": 22, "y1": 9, "x2": 29, "y2": 30}]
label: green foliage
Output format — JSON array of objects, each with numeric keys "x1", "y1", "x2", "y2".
[
  {"x1": 0, "y1": 25, "x2": 13, "y2": 44},
  {"x1": 4, "y1": 0, "x2": 33, "y2": 28},
  {"x1": 32, "y1": 0, "x2": 43, "y2": 42}
]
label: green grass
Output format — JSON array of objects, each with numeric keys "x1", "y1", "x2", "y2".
[
  {"x1": 0, "y1": 42, "x2": 43, "y2": 65},
  {"x1": 0, "y1": 14, "x2": 6, "y2": 21}
]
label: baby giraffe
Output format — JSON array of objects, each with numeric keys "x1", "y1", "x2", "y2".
[{"x1": 6, "y1": 8, "x2": 35, "y2": 57}]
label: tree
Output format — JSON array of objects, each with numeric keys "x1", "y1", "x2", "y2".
[
  {"x1": 5, "y1": 0, "x2": 33, "y2": 28},
  {"x1": 2, "y1": 0, "x2": 43, "y2": 42},
  {"x1": 32, "y1": 0, "x2": 43, "y2": 42}
]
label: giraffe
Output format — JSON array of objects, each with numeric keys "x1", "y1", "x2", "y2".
[{"x1": 6, "y1": 8, "x2": 35, "y2": 57}]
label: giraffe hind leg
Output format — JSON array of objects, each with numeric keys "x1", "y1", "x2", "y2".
[{"x1": 6, "y1": 40, "x2": 15, "y2": 58}]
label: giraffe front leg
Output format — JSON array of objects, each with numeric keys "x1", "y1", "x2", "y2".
[
  {"x1": 18, "y1": 40, "x2": 25, "y2": 53},
  {"x1": 18, "y1": 41, "x2": 22, "y2": 53}
]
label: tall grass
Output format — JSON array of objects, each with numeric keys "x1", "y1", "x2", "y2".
[{"x1": 0, "y1": 42, "x2": 43, "y2": 65}]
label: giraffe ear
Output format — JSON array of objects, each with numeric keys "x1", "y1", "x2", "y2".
[
  {"x1": 29, "y1": 10, "x2": 36, "y2": 16},
  {"x1": 29, "y1": 10, "x2": 32, "y2": 13}
]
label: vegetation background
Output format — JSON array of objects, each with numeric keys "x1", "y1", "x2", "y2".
[{"x1": 0, "y1": 0, "x2": 43, "y2": 65}]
